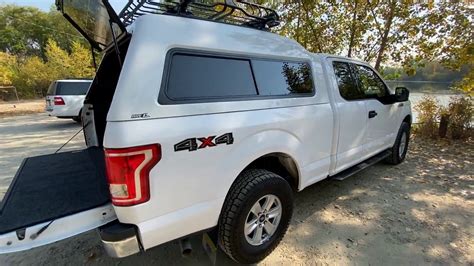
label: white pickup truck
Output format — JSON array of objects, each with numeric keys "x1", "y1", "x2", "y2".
[{"x1": 0, "y1": 0, "x2": 411, "y2": 264}]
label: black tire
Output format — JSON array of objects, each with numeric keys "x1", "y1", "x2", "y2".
[
  {"x1": 72, "y1": 110, "x2": 82, "y2": 123},
  {"x1": 218, "y1": 169, "x2": 294, "y2": 264},
  {"x1": 385, "y1": 122, "x2": 410, "y2": 165}
]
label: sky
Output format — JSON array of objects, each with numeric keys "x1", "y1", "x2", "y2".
[{"x1": 0, "y1": 0, "x2": 128, "y2": 12}]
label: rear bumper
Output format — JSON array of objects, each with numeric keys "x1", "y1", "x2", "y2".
[
  {"x1": 99, "y1": 221, "x2": 141, "y2": 258},
  {"x1": 45, "y1": 105, "x2": 81, "y2": 117},
  {"x1": 126, "y1": 198, "x2": 223, "y2": 251}
]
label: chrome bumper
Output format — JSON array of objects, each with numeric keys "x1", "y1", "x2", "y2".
[
  {"x1": 101, "y1": 235, "x2": 140, "y2": 258},
  {"x1": 99, "y1": 222, "x2": 141, "y2": 258}
]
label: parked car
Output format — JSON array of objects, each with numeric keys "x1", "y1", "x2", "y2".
[
  {"x1": 45, "y1": 79, "x2": 92, "y2": 122},
  {"x1": 0, "y1": 0, "x2": 411, "y2": 264}
]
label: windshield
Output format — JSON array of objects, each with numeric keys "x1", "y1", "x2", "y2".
[{"x1": 57, "y1": 0, "x2": 124, "y2": 50}]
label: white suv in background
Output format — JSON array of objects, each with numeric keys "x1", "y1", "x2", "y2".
[{"x1": 45, "y1": 79, "x2": 92, "y2": 122}]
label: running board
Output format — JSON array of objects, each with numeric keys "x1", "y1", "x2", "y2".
[{"x1": 331, "y1": 150, "x2": 391, "y2": 181}]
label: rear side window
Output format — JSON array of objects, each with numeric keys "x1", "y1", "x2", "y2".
[
  {"x1": 332, "y1": 61, "x2": 364, "y2": 100},
  {"x1": 55, "y1": 82, "x2": 91, "y2": 95},
  {"x1": 166, "y1": 54, "x2": 257, "y2": 100},
  {"x1": 252, "y1": 60, "x2": 313, "y2": 96}
]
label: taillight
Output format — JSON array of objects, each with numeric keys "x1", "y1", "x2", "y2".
[
  {"x1": 104, "y1": 144, "x2": 161, "y2": 206},
  {"x1": 54, "y1": 96, "x2": 65, "y2": 105}
]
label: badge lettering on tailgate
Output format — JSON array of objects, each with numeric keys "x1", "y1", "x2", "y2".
[{"x1": 174, "y1": 133, "x2": 234, "y2": 152}]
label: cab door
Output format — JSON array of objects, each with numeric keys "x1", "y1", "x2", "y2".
[
  {"x1": 352, "y1": 64, "x2": 400, "y2": 155},
  {"x1": 330, "y1": 60, "x2": 369, "y2": 173}
]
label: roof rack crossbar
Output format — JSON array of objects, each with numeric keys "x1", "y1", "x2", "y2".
[{"x1": 118, "y1": 0, "x2": 280, "y2": 31}]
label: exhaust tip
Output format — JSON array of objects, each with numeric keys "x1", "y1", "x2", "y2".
[{"x1": 179, "y1": 238, "x2": 192, "y2": 256}]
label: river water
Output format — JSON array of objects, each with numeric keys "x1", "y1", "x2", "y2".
[{"x1": 386, "y1": 81, "x2": 461, "y2": 123}]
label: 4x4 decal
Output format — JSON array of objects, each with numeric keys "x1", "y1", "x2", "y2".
[{"x1": 174, "y1": 133, "x2": 234, "y2": 152}]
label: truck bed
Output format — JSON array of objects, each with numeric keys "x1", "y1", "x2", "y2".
[{"x1": 0, "y1": 148, "x2": 110, "y2": 234}]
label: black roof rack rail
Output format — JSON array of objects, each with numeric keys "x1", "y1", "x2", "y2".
[{"x1": 118, "y1": 0, "x2": 280, "y2": 31}]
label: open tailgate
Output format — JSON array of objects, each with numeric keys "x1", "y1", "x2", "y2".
[{"x1": 0, "y1": 148, "x2": 115, "y2": 253}]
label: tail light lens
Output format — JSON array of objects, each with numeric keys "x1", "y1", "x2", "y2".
[
  {"x1": 54, "y1": 96, "x2": 65, "y2": 105},
  {"x1": 104, "y1": 144, "x2": 161, "y2": 206}
]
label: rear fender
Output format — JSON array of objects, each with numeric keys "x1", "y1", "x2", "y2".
[{"x1": 218, "y1": 129, "x2": 304, "y2": 200}]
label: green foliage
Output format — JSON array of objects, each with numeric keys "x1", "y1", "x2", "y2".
[
  {"x1": 0, "y1": 51, "x2": 17, "y2": 85},
  {"x1": 1, "y1": 2, "x2": 472, "y2": 97},
  {"x1": 447, "y1": 96, "x2": 473, "y2": 139},
  {"x1": 13, "y1": 55, "x2": 50, "y2": 97},
  {"x1": 0, "y1": 5, "x2": 94, "y2": 98},
  {"x1": 0, "y1": 4, "x2": 85, "y2": 58},
  {"x1": 414, "y1": 95, "x2": 440, "y2": 139},
  {"x1": 383, "y1": 61, "x2": 470, "y2": 85},
  {"x1": 414, "y1": 95, "x2": 473, "y2": 140},
  {"x1": 453, "y1": 70, "x2": 473, "y2": 96},
  {"x1": 6, "y1": 39, "x2": 94, "y2": 98},
  {"x1": 69, "y1": 41, "x2": 96, "y2": 78},
  {"x1": 274, "y1": 1, "x2": 472, "y2": 87},
  {"x1": 380, "y1": 66, "x2": 402, "y2": 80}
]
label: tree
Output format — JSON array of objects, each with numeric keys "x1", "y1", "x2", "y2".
[
  {"x1": 69, "y1": 41, "x2": 95, "y2": 78},
  {"x1": 0, "y1": 5, "x2": 87, "y2": 59},
  {"x1": 276, "y1": 1, "x2": 341, "y2": 53},
  {"x1": 0, "y1": 52, "x2": 17, "y2": 86},
  {"x1": 44, "y1": 38, "x2": 72, "y2": 79},
  {"x1": 372, "y1": 1, "x2": 397, "y2": 70},
  {"x1": 413, "y1": 2, "x2": 473, "y2": 95},
  {"x1": 12, "y1": 56, "x2": 50, "y2": 97},
  {"x1": 275, "y1": 0, "x2": 472, "y2": 81},
  {"x1": 8, "y1": 39, "x2": 94, "y2": 97},
  {"x1": 0, "y1": 5, "x2": 53, "y2": 58}
]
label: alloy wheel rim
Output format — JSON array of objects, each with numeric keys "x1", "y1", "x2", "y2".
[{"x1": 244, "y1": 194, "x2": 282, "y2": 246}]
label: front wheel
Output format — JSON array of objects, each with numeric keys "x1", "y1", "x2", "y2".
[
  {"x1": 385, "y1": 122, "x2": 410, "y2": 165},
  {"x1": 218, "y1": 169, "x2": 293, "y2": 264}
]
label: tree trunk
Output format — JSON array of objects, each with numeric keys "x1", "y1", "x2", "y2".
[
  {"x1": 302, "y1": 2, "x2": 323, "y2": 52},
  {"x1": 374, "y1": 1, "x2": 396, "y2": 71},
  {"x1": 439, "y1": 114, "x2": 450, "y2": 138},
  {"x1": 295, "y1": 1, "x2": 301, "y2": 44},
  {"x1": 347, "y1": 1, "x2": 358, "y2": 57}
]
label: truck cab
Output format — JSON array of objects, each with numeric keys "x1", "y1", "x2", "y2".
[{"x1": 0, "y1": 0, "x2": 411, "y2": 264}]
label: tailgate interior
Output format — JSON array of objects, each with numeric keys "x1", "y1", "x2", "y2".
[{"x1": 0, "y1": 148, "x2": 110, "y2": 234}]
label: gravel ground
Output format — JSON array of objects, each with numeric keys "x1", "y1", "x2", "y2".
[
  {"x1": 0, "y1": 114, "x2": 473, "y2": 265},
  {"x1": 0, "y1": 100, "x2": 45, "y2": 117}
]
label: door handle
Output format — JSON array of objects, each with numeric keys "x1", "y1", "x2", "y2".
[
  {"x1": 368, "y1": 110, "x2": 378, "y2": 118},
  {"x1": 398, "y1": 103, "x2": 404, "y2": 107}
]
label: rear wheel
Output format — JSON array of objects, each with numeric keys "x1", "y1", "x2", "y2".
[
  {"x1": 72, "y1": 110, "x2": 82, "y2": 123},
  {"x1": 218, "y1": 169, "x2": 293, "y2": 264},
  {"x1": 385, "y1": 122, "x2": 410, "y2": 165}
]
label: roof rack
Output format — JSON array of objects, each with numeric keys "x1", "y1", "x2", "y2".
[{"x1": 118, "y1": 0, "x2": 280, "y2": 31}]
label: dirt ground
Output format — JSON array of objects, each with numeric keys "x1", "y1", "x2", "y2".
[
  {"x1": 0, "y1": 100, "x2": 45, "y2": 117},
  {"x1": 0, "y1": 114, "x2": 473, "y2": 265}
]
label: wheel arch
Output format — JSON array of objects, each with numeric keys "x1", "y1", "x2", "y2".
[
  {"x1": 223, "y1": 151, "x2": 301, "y2": 202},
  {"x1": 216, "y1": 130, "x2": 305, "y2": 232},
  {"x1": 403, "y1": 114, "x2": 412, "y2": 125},
  {"x1": 242, "y1": 152, "x2": 300, "y2": 191}
]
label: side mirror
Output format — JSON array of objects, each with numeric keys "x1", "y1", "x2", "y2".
[{"x1": 395, "y1": 87, "x2": 409, "y2": 102}]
